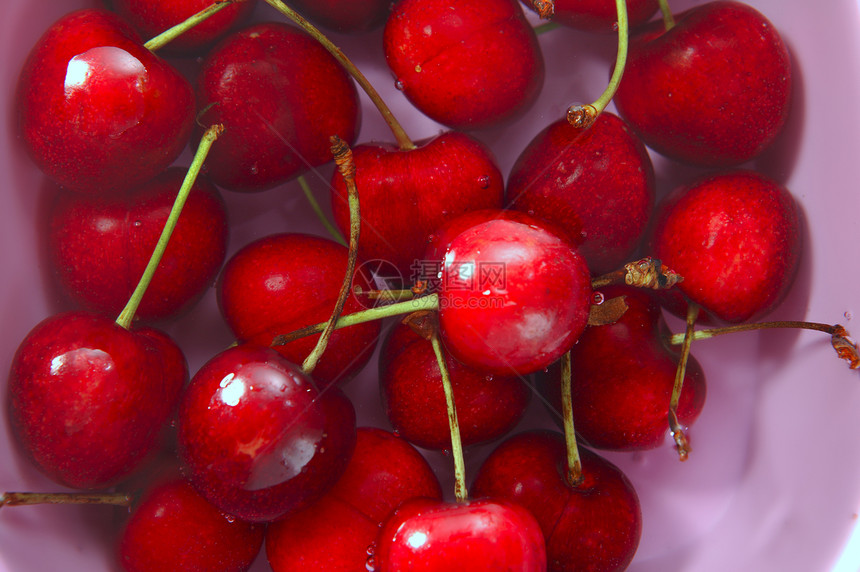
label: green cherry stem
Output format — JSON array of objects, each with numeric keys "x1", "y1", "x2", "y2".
[
  {"x1": 657, "y1": 0, "x2": 676, "y2": 31},
  {"x1": 566, "y1": 0, "x2": 628, "y2": 129},
  {"x1": 302, "y1": 137, "x2": 361, "y2": 374},
  {"x1": 669, "y1": 303, "x2": 699, "y2": 461},
  {"x1": 144, "y1": 0, "x2": 238, "y2": 52},
  {"x1": 560, "y1": 351, "x2": 583, "y2": 486},
  {"x1": 298, "y1": 175, "x2": 347, "y2": 247},
  {"x1": 0, "y1": 491, "x2": 133, "y2": 510},
  {"x1": 263, "y1": 0, "x2": 416, "y2": 151},
  {"x1": 115, "y1": 124, "x2": 224, "y2": 330},
  {"x1": 429, "y1": 328, "x2": 468, "y2": 503}
]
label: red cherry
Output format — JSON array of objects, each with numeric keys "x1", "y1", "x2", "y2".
[
  {"x1": 437, "y1": 217, "x2": 592, "y2": 375},
  {"x1": 109, "y1": 0, "x2": 258, "y2": 55},
  {"x1": 379, "y1": 321, "x2": 530, "y2": 450},
  {"x1": 373, "y1": 497, "x2": 547, "y2": 571},
  {"x1": 614, "y1": 1, "x2": 792, "y2": 166},
  {"x1": 177, "y1": 344, "x2": 356, "y2": 522},
  {"x1": 118, "y1": 477, "x2": 265, "y2": 572},
  {"x1": 520, "y1": 0, "x2": 658, "y2": 32},
  {"x1": 507, "y1": 112, "x2": 655, "y2": 275},
  {"x1": 196, "y1": 21, "x2": 361, "y2": 192},
  {"x1": 650, "y1": 169, "x2": 801, "y2": 323},
  {"x1": 266, "y1": 427, "x2": 443, "y2": 571},
  {"x1": 48, "y1": 167, "x2": 229, "y2": 322},
  {"x1": 330, "y1": 131, "x2": 505, "y2": 282},
  {"x1": 217, "y1": 233, "x2": 380, "y2": 388},
  {"x1": 383, "y1": 0, "x2": 544, "y2": 130},
  {"x1": 287, "y1": 0, "x2": 392, "y2": 33},
  {"x1": 472, "y1": 430, "x2": 642, "y2": 572},
  {"x1": 541, "y1": 285, "x2": 707, "y2": 451},
  {"x1": 17, "y1": 9, "x2": 194, "y2": 194},
  {"x1": 7, "y1": 311, "x2": 187, "y2": 489}
]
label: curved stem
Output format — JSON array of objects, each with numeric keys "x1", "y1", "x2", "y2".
[
  {"x1": 657, "y1": 0, "x2": 676, "y2": 31},
  {"x1": 560, "y1": 351, "x2": 583, "y2": 486},
  {"x1": 430, "y1": 329, "x2": 467, "y2": 503},
  {"x1": 302, "y1": 138, "x2": 360, "y2": 374},
  {"x1": 298, "y1": 175, "x2": 346, "y2": 247},
  {"x1": 566, "y1": 0, "x2": 628, "y2": 129},
  {"x1": 144, "y1": 1, "x2": 237, "y2": 52},
  {"x1": 115, "y1": 124, "x2": 223, "y2": 330},
  {"x1": 263, "y1": 0, "x2": 416, "y2": 150},
  {"x1": 669, "y1": 303, "x2": 698, "y2": 461}
]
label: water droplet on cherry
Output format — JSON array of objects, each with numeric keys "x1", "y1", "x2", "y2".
[
  {"x1": 394, "y1": 79, "x2": 404, "y2": 91},
  {"x1": 592, "y1": 292, "x2": 605, "y2": 305},
  {"x1": 476, "y1": 175, "x2": 490, "y2": 188}
]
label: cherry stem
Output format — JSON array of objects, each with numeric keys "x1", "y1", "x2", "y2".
[
  {"x1": 272, "y1": 294, "x2": 440, "y2": 347},
  {"x1": 566, "y1": 0, "x2": 628, "y2": 129},
  {"x1": 115, "y1": 124, "x2": 223, "y2": 330},
  {"x1": 668, "y1": 321, "x2": 860, "y2": 370},
  {"x1": 352, "y1": 286, "x2": 416, "y2": 303},
  {"x1": 669, "y1": 303, "x2": 698, "y2": 461},
  {"x1": 429, "y1": 327, "x2": 468, "y2": 503},
  {"x1": 262, "y1": 0, "x2": 416, "y2": 151},
  {"x1": 533, "y1": 21, "x2": 561, "y2": 35},
  {"x1": 560, "y1": 351, "x2": 584, "y2": 487},
  {"x1": 531, "y1": 0, "x2": 555, "y2": 19},
  {"x1": 0, "y1": 491, "x2": 132, "y2": 510},
  {"x1": 657, "y1": 0, "x2": 676, "y2": 31},
  {"x1": 591, "y1": 256, "x2": 683, "y2": 290},
  {"x1": 298, "y1": 175, "x2": 346, "y2": 246},
  {"x1": 144, "y1": 0, "x2": 237, "y2": 52},
  {"x1": 302, "y1": 138, "x2": 361, "y2": 374}
]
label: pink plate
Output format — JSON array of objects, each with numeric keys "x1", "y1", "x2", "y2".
[{"x1": 1, "y1": 1, "x2": 859, "y2": 571}]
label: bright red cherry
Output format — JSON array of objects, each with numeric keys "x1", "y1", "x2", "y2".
[
  {"x1": 48, "y1": 167, "x2": 229, "y2": 322},
  {"x1": 118, "y1": 477, "x2": 265, "y2": 572},
  {"x1": 507, "y1": 112, "x2": 655, "y2": 275},
  {"x1": 520, "y1": 0, "x2": 659, "y2": 32},
  {"x1": 177, "y1": 343, "x2": 356, "y2": 522},
  {"x1": 372, "y1": 497, "x2": 547, "y2": 571},
  {"x1": 383, "y1": 0, "x2": 544, "y2": 130},
  {"x1": 196, "y1": 21, "x2": 361, "y2": 192},
  {"x1": 650, "y1": 169, "x2": 801, "y2": 323},
  {"x1": 472, "y1": 430, "x2": 642, "y2": 572},
  {"x1": 7, "y1": 311, "x2": 187, "y2": 489},
  {"x1": 217, "y1": 233, "x2": 380, "y2": 388},
  {"x1": 17, "y1": 9, "x2": 194, "y2": 194},
  {"x1": 437, "y1": 217, "x2": 592, "y2": 375},
  {"x1": 613, "y1": 1, "x2": 792, "y2": 166}
]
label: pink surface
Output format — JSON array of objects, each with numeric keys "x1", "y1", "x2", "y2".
[{"x1": 2, "y1": 1, "x2": 860, "y2": 571}]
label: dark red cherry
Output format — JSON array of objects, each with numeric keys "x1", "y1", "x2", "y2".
[
  {"x1": 472, "y1": 430, "x2": 642, "y2": 572},
  {"x1": 520, "y1": 0, "x2": 659, "y2": 32},
  {"x1": 196, "y1": 21, "x2": 361, "y2": 192},
  {"x1": 383, "y1": 0, "x2": 544, "y2": 130},
  {"x1": 438, "y1": 217, "x2": 592, "y2": 375},
  {"x1": 507, "y1": 112, "x2": 655, "y2": 275},
  {"x1": 373, "y1": 497, "x2": 547, "y2": 571},
  {"x1": 287, "y1": 0, "x2": 392, "y2": 33},
  {"x1": 379, "y1": 321, "x2": 530, "y2": 450},
  {"x1": 7, "y1": 311, "x2": 187, "y2": 489},
  {"x1": 48, "y1": 167, "x2": 229, "y2": 322},
  {"x1": 217, "y1": 233, "x2": 380, "y2": 388},
  {"x1": 177, "y1": 343, "x2": 356, "y2": 522},
  {"x1": 17, "y1": 9, "x2": 194, "y2": 194},
  {"x1": 118, "y1": 477, "x2": 265, "y2": 572}
]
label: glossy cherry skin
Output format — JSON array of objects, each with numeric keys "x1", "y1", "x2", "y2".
[
  {"x1": 472, "y1": 431, "x2": 642, "y2": 572},
  {"x1": 507, "y1": 112, "x2": 655, "y2": 275},
  {"x1": 177, "y1": 344, "x2": 357, "y2": 522},
  {"x1": 650, "y1": 169, "x2": 801, "y2": 323},
  {"x1": 287, "y1": 0, "x2": 392, "y2": 33},
  {"x1": 383, "y1": 0, "x2": 544, "y2": 130},
  {"x1": 109, "y1": 0, "x2": 258, "y2": 55},
  {"x1": 17, "y1": 9, "x2": 194, "y2": 195},
  {"x1": 7, "y1": 311, "x2": 187, "y2": 489},
  {"x1": 330, "y1": 131, "x2": 505, "y2": 282},
  {"x1": 48, "y1": 167, "x2": 229, "y2": 322},
  {"x1": 438, "y1": 217, "x2": 592, "y2": 375},
  {"x1": 520, "y1": 0, "x2": 658, "y2": 32},
  {"x1": 379, "y1": 321, "x2": 530, "y2": 450},
  {"x1": 218, "y1": 233, "x2": 380, "y2": 388},
  {"x1": 541, "y1": 285, "x2": 707, "y2": 451},
  {"x1": 266, "y1": 427, "x2": 443, "y2": 571},
  {"x1": 613, "y1": 1, "x2": 792, "y2": 167},
  {"x1": 196, "y1": 21, "x2": 361, "y2": 192},
  {"x1": 373, "y1": 497, "x2": 547, "y2": 571},
  {"x1": 118, "y1": 477, "x2": 265, "y2": 572}
]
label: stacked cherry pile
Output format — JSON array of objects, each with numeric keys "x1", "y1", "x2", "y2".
[{"x1": 2, "y1": 0, "x2": 858, "y2": 570}]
